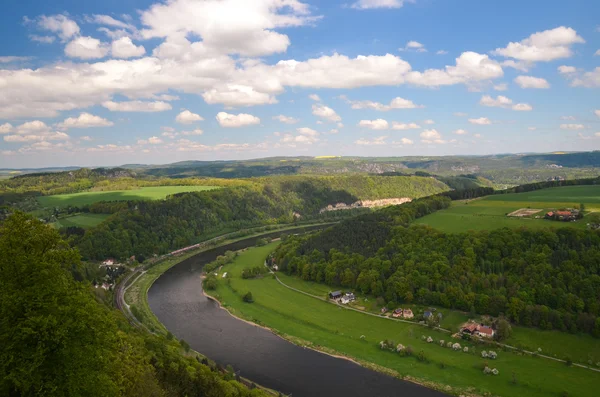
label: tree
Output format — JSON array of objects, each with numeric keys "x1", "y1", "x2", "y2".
[
  {"x1": 495, "y1": 318, "x2": 513, "y2": 341},
  {"x1": 243, "y1": 291, "x2": 254, "y2": 303},
  {"x1": 0, "y1": 212, "x2": 159, "y2": 396}
]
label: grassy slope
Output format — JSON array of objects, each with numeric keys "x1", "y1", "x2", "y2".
[
  {"x1": 414, "y1": 185, "x2": 600, "y2": 233},
  {"x1": 210, "y1": 243, "x2": 600, "y2": 397},
  {"x1": 38, "y1": 186, "x2": 218, "y2": 207},
  {"x1": 53, "y1": 213, "x2": 110, "y2": 229}
]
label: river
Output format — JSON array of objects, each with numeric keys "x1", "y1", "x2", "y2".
[{"x1": 148, "y1": 227, "x2": 447, "y2": 397}]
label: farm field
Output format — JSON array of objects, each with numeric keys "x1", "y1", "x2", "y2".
[
  {"x1": 208, "y1": 243, "x2": 600, "y2": 397},
  {"x1": 414, "y1": 185, "x2": 600, "y2": 233},
  {"x1": 53, "y1": 213, "x2": 110, "y2": 229},
  {"x1": 38, "y1": 185, "x2": 218, "y2": 208}
]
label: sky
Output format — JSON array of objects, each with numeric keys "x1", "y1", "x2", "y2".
[{"x1": 0, "y1": 0, "x2": 599, "y2": 168}]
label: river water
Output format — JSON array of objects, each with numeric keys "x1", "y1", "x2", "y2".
[{"x1": 148, "y1": 227, "x2": 446, "y2": 397}]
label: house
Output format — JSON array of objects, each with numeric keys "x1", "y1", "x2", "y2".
[
  {"x1": 102, "y1": 259, "x2": 114, "y2": 266},
  {"x1": 477, "y1": 325, "x2": 495, "y2": 338},
  {"x1": 341, "y1": 292, "x2": 356, "y2": 304},
  {"x1": 402, "y1": 308, "x2": 414, "y2": 319},
  {"x1": 545, "y1": 210, "x2": 578, "y2": 221},
  {"x1": 381, "y1": 307, "x2": 388, "y2": 314},
  {"x1": 460, "y1": 323, "x2": 478, "y2": 334},
  {"x1": 460, "y1": 322, "x2": 495, "y2": 338},
  {"x1": 329, "y1": 291, "x2": 343, "y2": 300},
  {"x1": 392, "y1": 308, "x2": 403, "y2": 318}
]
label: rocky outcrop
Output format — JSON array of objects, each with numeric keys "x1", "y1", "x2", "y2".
[{"x1": 319, "y1": 197, "x2": 412, "y2": 213}]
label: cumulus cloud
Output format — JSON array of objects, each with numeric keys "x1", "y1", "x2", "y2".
[
  {"x1": 501, "y1": 60, "x2": 531, "y2": 72},
  {"x1": 65, "y1": 36, "x2": 110, "y2": 59},
  {"x1": 570, "y1": 67, "x2": 600, "y2": 88},
  {"x1": 454, "y1": 129, "x2": 468, "y2": 135},
  {"x1": 216, "y1": 112, "x2": 260, "y2": 127},
  {"x1": 436, "y1": 50, "x2": 448, "y2": 55},
  {"x1": 493, "y1": 83, "x2": 508, "y2": 91},
  {"x1": 454, "y1": 112, "x2": 468, "y2": 117},
  {"x1": 29, "y1": 35, "x2": 56, "y2": 44},
  {"x1": 400, "y1": 41, "x2": 427, "y2": 53},
  {"x1": 36, "y1": 14, "x2": 80, "y2": 41},
  {"x1": 423, "y1": 119, "x2": 435, "y2": 125},
  {"x1": 308, "y1": 94, "x2": 321, "y2": 101},
  {"x1": 393, "y1": 137, "x2": 414, "y2": 145},
  {"x1": 111, "y1": 37, "x2": 145, "y2": 58},
  {"x1": 343, "y1": 96, "x2": 423, "y2": 111},
  {"x1": 280, "y1": 127, "x2": 319, "y2": 144},
  {"x1": 420, "y1": 129, "x2": 445, "y2": 144},
  {"x1": 358, "y1": 119, "x2": 389, "y2": 130},
  {"x1": 558, "y1": 65, "x2": 577, "y2": 74},
  {"x1": 312, "y1": 104, "x2": 341, "y2": 122},
  {"x1": 0, "y1": 123, "x2": 14, "y2": 134},
  {"x1": 594, "y1": 110, "x2": 600, "y2": 118},
  {"x1": 4, "y1": 121, "x2": 70, "y2": 143},
  {"x1": 176, "y1": 110, "x2": 204, "y2": 124},
  {"x1": 273, "y1": 115, "x2": 299, "y2": 124},
  {"x1": 355, "y1": 136, "x2": 388, "y2": 145},
  {"x1": 57, "y1": 113, "x2": 113, "y2": 129},
  {"x1": 514, "y1": 75, "x2": 550, "y2": 89},
  {"x1": 391, "y1": 122, "x2": 420, "y2": 130},
  {"x1": 469, "y1": 117, "x2": 491, "y2": 125},
  {"x1": 202, "y1": 85, "x2": 278, "y2": 107},
  {"x1": 560, "y1": 124, "x2": 585, "y2": 130},
  {"x1": 102, "y1": 100, "x2": 172, "y2": 112},
  {"x1": 492, "y1": 26, "x2": 584, "y2": 62},
  {"x1": 479, "y1": 95, "x2": 532, "y2": 111},
  {"x1": 595, "y1": 50, "x2": 600, "y2": 57},
  {"x1": 351, "y1": 0, "x2": 406, "y2": 9}
]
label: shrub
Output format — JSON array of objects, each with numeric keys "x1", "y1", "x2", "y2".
[
  {"x1": 405, "y1": 346, "x2": 414, "y2": 356},
  {"x1": 446, "y1": 342, "x2": 453, "y2": 348},
  {"x1": 463, "y1": 347, "x2": 469, "y2": 353},
  {"x1": 483, "y1": 366, "x2": 491, "y2": 374},
  {"x1": 492, "y1": 368, "x2": 499, "y2": 375},
  {"x1": 439, "y1": 340, "x2": 445, "y2": 346},
  {"x1": 417, "y1": 350, "x2": 427, "y2": 362},
  {"x1": 452, "y1": 343, "x2": 461, "y2": 351},
  {"x1": 481, "y1": 350, "x2": 488, "y2": 358},
  {"x1": 396, "y1": 344, "x2": 405, "y2": 353},
  {"x1": 488, "y1": 350, "x2": 497, "y2": 359},
  {"x1": 243, "y1": 291, "x2": 254, "y2": 303},
  {"x1": 426, "y1": 336, "x2": 433, "y2": 343}
]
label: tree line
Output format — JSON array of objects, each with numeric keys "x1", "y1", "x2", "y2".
[{"x1": 274, "y1": 200, "x2": 600, "y2": 337}]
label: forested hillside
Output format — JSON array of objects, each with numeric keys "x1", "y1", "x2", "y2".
[
  {"x1": 0, "y1": 213, "x2": 268, "y2": 397},
  {"x1": 275, "y1": 203, "x2": 600, "y2": 337}
]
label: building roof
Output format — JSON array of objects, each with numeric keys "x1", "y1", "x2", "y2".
[
  {"x1": 556, "y1": 211, "x2": 573, "y2": 216},
  {"x1": 424, "y1": 311, "x2": 432, "y2": 317},
  {"x1": 330, "y1": 291, "x2": 342, "y2": 297},
  {"x1": 478, "y1": 326, "x2": 494, "y2": 335}
]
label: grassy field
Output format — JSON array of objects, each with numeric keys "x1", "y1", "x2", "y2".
[
  {"x1": 38, "y1": 185, "x2": 218, "y2": 208},
  {"x1": 209, "y1": 243, "x2": 600, "y2": 397},
  {"x1": 53, "y1": 213, "x2": 110, "y2": 229},
  {"x1": 415, "y1": 185, "x2": 600, "y2": 233}
]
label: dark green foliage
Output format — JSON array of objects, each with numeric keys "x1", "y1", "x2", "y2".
[
  {"x1": 241, "y1": 266, "x2": 266, "y2": 279},
  {"x1": 204, "y1": 276, "x2": 218, "y2": 290},
  {"x1": 495, "y1": 318, "x2": 513, "y2": 341},
  {"x1": 275, "y1": 202, "x2": 600, "y2": 337},
  {"x1": 243, "y1": 292, "x2": 254, "y2": 303}
]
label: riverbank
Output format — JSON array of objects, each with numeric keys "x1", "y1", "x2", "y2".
[{"x1": 207, "y1": 243, "x2": 600, "y2": 397}]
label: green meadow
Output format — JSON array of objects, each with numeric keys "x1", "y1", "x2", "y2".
[
  {"x1": 38, "y1": 185, "x2": 218, "y2": 208},
  {"x1": 414, "y1": 185, "x2": 600, "y2": 233},
  {"x1": 209, "y1": 243, "x2": 600, "y2": 397},
  {"x1": 53, "y1": 213, "x2": 110, "y2": 229}
]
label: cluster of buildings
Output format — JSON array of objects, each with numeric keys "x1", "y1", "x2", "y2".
[
  {"x1": 390, "y1": 308, "x2": 414, "y2": 319},
  {"x1": 460, "y1": 322, "x2": 495, "y2": 338},
  {"x1": 329, "y1": 291, "x2": 356, "y2": 304},
  {"x1": 545, "y1": 209, "x2": 580, "y2": 222}
]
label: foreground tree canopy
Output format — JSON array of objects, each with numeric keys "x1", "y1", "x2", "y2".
[
  {"x1": 0, "y1": 213, "x2": 267, "y2": 396},
  {"x1": 274, "y1": 198, "x2": 600, "y2": 337}
]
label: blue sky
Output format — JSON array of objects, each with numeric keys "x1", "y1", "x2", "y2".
[{"x1": 0, "y1": 0, "x2": 599, "y2": 168}]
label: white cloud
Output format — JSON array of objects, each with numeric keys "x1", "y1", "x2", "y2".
[
  {"x1": 454, "y1": 129, "x2": 468, "y2": 135},
  {"x1": 596, "y1": 132, "x2": 600, "y2": 137},
  {"x1": 501, "y1": 60, "x2": 531, "y2": 72},
  {"x1": 216, "y1": 112, "x2": 260, "y2": 127},
  {"x1": 406, "y1": 51, "x2": 503, "y2": 87},
  {"x1": 65, "y1": 36, "x2": 110, "y2": 59},
  {"x1": 280, "y1": 128, "x2": 319, "y2": 144},
  {"x1": 309, "y1": 94, "x2": 321, "y2": 101},
  {"x1": 474, "y1": 133, "x2": 482, "y2": 138},
  {"x1": 57, "y1": 113, "x2": 114, "y2": 129},
  {"x1": 0, "y1": 123, "x2": 13, "y2": 134},
  {"x1": 102, "y1": 100, "x2": 172, "y2": 112},
  {"x1": 493, "y1": 83, "x2": 508, "y2": 91},
  {"x1": 355, "y1": 136, "x2": 388, "y2": 145},
  {"x1": 88, "y1": 14, "x2": 135, "y2": 31},
  {"x1": 343, "y1": 96, "x2": 423, "y2": 111},
  {"x1": 528, "y1": 127, "x2": 537, "y2": 131},
  {"x1": 436, "y1": 50, "x2": 448, "y2": 55},
  {"x1": 423, "y1": 119, "x2": 435, "y2": 125},
  {"x1": 0, "y1": 56, "x2": 32, "y2": 63},
  {"x1": 16, "y1": 120, "x2": 50, "y2": 133},
  {"x1": 570, "y1": 67, "x2": 600, "y2": 88},
  {"x1": 4, "y1": 130, "x2": 69, "y2": 143},
  {"x1": 594, "y1": 110, "x2": 600, "y2": 118},
  {"x1": 29, "y1": 35, "x2": 56, "y2": 44},
  {"x1": 176, "y1": 110, "x2": 204, "y2": 124},
  {"x1": 479, "y1": 95, "x2": 532, "y2": 111},
  {"x1": 454, "y1": 112, "x2": 468, "y2": 117},
  {"x1": 181, "y1": 129, "x2": 204, "y2": 136},
  {"x1": 560, "y1": 124, "x2": 585, "y2": 130},
  {"x1": 140, "y1": 0, "x2": 319, "y2": 57},
  {"x1": 297, "y1": 127, "x2": 318, "y2": 136},
  {"x1": 393, "y1": 137, "x2": 414, "y2": 145},
  {"x1": 111, "y1": 37, "x2": 145, "y2": 58},
  {"x1": 514, "y1": 75, "x2": 550, "y2": 89},
  {"x1": 420, "y1": 129, "x2": 445, "y2": 144},
  {"x1": 492, "y1": 26, "x2": 584, "y2": 62},
  {"x1": 358, "y1": 119, "x2": 389, "y2": 130},
  {"x1": 351, "y1": 0, "x2": 406, "y2": 9},
  {"x1": 148, "y1": 136, "x2": 163, "y2": 144},
  {"x1": 337, "y1": 122, "x2": 344, "y2": 128},
  {"x1": 36, "y1": 14, "x2": 80, "y2": 41},
  {"x1": 561, "y1": 116, "x2": 576, "y2": 121},
  {"x1": 400, "y1": 41, "x2": 427, "y2": 53},
  {"x1": 558, "y1": 65, "x2": 577, "y2": 74},
  {"x1": 202, "y1": 85, "x2": 278, "y2": 107},
  {"x1": 391, "y1": 122, "x2": 420, "y2": 130},
  {"x1": 80, "y1": 135, "x2": 93, "y2": 141},
  {"x1": 469, "y1": 117, "x2": 491, "y2": 125},
  {"x1": 312, "y1": 104, "x2": 341, "y2": 122},
  {"x1": 273, "y1": 115, "x2": 299, "y2": 124}
]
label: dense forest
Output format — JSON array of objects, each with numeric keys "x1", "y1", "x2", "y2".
[
  {"x1": 0, "y1": 213, "x2": 268, "y2": 397},
  {"x1": 274, "y1": 201, "x2": 600, "y2": 337}
]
